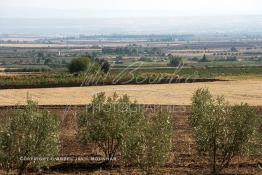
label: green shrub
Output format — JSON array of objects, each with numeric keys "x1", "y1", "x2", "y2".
[
  {"x1": 68, "y1": 56, "x2": 110, "y2": 74},
  {"x1": 199, "y1": 54, "x2": 209, "y2": 62},
  {"x1": 0, "y1": 100, "x2": 59, "y2": 175},
  {"x1": 68, "y1": 56, "x2": 96, "y2": 73},
  {"x1": 189, "y1": 89, "x2": 261, "y2": 175},
  {"x1": 77, "y1": 92, "x2": 173, "y2": 170},
  {"x1": 168, "y1": 54, "x2": 183, "y2": 67},
  {"x1": 142, "y1": 111, "x2": 173, "y2": 168},
  {"x1": 96, "y1": 58, "x2": 110, "y2": 73}
]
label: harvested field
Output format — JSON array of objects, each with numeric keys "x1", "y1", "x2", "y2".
[
  {"x1": 0, "y1": 72, "x2": 41, "y2": 77},
  {"x1": 0, "y1": 37, "x2": 40, "y2": 41},
  {"x1": 0, "y1": 43, "x2": 101, "y2": 48},
  {"x1": 0, "y1": 79, "x2": 261, "y2": 106}
]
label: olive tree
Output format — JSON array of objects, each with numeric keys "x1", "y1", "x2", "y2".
[
  {"x1": 121, "y1": 110, "x2": 172, "y2": 170},
  {"x1": 68, "y1": 56, "x2": 110, "y2": 74},
  {"x1": 95, "y1": 58, "x2": 110, "y2": 73},
  {"x1": 257, "y1": 115, "x2": 262, "y2": 170},
  {"x1": 77, "y1": 92, "x2": 173, "y2": 169},
  {"x1": 189, "y1": 89, "x2": 261, "y2": 175},
  {"x1": 0, "y1": 100, "x2": 59, "y2": 175},
  {"x1": 142, "y1": 111, "x2": 173, "y2": 168},
  {"x1": 168, "y1": 54, "x2": 183, "y2": 67},
  {"x1": 77, "y1": 93, "x2": 136, "y2": 165},
  {"x1": 68, "y1": 56, "x2": 97, "y2": 73}
]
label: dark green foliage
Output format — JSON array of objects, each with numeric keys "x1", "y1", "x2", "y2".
[
  {"x1": 36, "y1": 52, "x2": 45, "y2": 59},
  {"x1": 95, "y1": 58, "x2": 110, "y2": 73},
  {"x1": 199, "y1": 54, "x2": 209, "y2": 62},
  {"x1": 68, "y1": 56, "x2": 110, "y2": 74},
  {"x1": 230, "y1": 47, "x2": 238, "y2": 52},
  {"x1": 189, "y1": 89, "x2": 261, "y2": 175},
  {"x1": 226, "y1": 56, "x2": 237, "y2": 61},
  {"x1": 68, "y1": 56, "x2": 96, "y2": 73},
  {"x1": 102, "y1": 47, "x2": 162, "y2": 56},
  {"x1": 44, "y1": 58, "x2": 52, "y2": 65},
  {"x1": 191, "y1": 57, "x2": 199, "y2": 61},
  {"x1": 61, "y1": 59, "x2": 67, "y2": 64},
  {"x1": 115, "y1": 55, "x2": 123, "y2": 61},
  {"x1": 4, "y1": 67, "x2": 52, "y2": 72},
  {"x1": 168, "y1": 54, "x2": 183, "y2": 67}
]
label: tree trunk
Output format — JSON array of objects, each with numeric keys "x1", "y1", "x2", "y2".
[
  {"x1": 18, "y1": 161, "x2": 29, "y2": 175},
  {"x1": 212, "y1": 138, "x2": 217, "y2": 175}
]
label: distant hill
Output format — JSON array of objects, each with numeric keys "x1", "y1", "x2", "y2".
[{"x1": 0, "y1": 16, "x2": 262, "y2": 35}]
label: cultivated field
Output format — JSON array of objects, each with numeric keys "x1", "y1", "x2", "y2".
[
  {"x1": 0, "y1": 79, "x2": 261, "y2": 106},
  {"x1": 0, "y1": 105, "x2": 260, "y2": 174},
  {"x1": 0, "y1": 43, "x2": 102, "y2": 48}
]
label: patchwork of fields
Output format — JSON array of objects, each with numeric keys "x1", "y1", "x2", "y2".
[
  {"x1": 0, "y1": 79, "x2": 261, "y2": 106},
  {"x1": 1, "y1": 15, "x2": 262, "y2": 175}
]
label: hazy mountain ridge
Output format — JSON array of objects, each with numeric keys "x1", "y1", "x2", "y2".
[{"x1": 0, "y1": 16, "x2": 262, "y2": 35}]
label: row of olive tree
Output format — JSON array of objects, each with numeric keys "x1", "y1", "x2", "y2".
[
  {"x1": 0, "y1": 90, "x2": 260, "y2": 175},
  {"x1": 189, "y1": 89, "x2": 261, "y2": 175},
  {"x1": 77, "y1": 92, "x2": 173, "y2": 171},
  {"x1": 0, "y1": 94, "x2": 173, "y2": 175}
]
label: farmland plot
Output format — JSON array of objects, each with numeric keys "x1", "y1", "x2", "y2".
[{"x1": 0, "y1": 79, "x2": 261, "y2": 106}]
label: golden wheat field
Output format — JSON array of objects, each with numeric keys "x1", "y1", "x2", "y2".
[{"x1": 0, "y1": 79, "x2": 261, "y2": 106}]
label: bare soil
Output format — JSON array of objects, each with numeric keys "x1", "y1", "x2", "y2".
[{"x1": 0, "y1": 105, "x2": 261, "y2": 174}]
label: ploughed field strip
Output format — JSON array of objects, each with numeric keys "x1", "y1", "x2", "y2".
[{"x1": 0, "y1": 79, "x2": 261, "y2": 106}]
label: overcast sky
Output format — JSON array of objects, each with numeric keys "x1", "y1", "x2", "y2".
[{"x1": 1, "y1": 0, "x2": 262, "y2": 18}]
